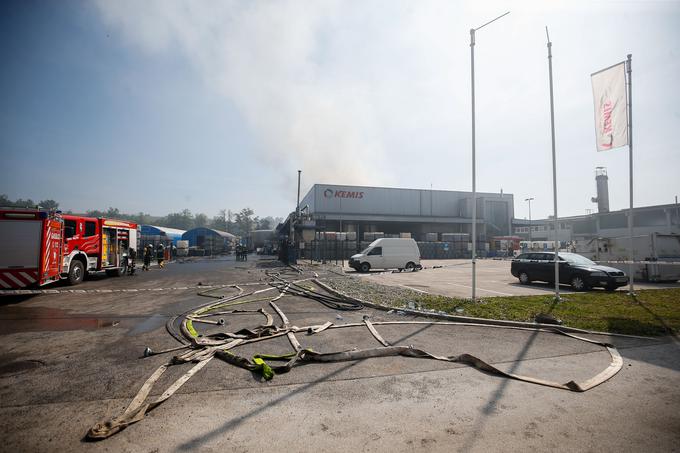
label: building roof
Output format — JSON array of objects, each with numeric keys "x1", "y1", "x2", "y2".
[
  {"x1": 301, "y1": 183, "x2": 513, "y2": 219},
  {"x1": 141, "y1": 225, "x2": 187, "y2": 237},
  {"x1": 529, "y1": 202, "x2": 680, "y2": 223},
  {"x1": 182, "y1": 227, "x2": 237, "y2": 240}
]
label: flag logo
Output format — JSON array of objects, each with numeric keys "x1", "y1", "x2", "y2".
[{"x1": 591, "y1": 62, "x2": 628, "y2": 151}]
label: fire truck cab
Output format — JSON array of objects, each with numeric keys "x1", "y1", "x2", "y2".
[{"x1": 61, "y1": 215, "x2": 137, "y2": 284}]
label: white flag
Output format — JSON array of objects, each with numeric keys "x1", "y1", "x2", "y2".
[{"x1": 591, "y1": 62, "x2": 628, "y2": 151}]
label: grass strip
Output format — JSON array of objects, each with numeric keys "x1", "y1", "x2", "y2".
[{"x1": 323, "y1": 278, "x2": 680, "y2": 336}]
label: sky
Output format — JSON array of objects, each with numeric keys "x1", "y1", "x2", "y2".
[{"x1": 1, "y1": 0, "x2": 679, "y2": 220}]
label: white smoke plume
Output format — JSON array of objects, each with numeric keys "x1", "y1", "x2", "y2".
[
  {"x1": 92, "y1": 0, "x2": 471, "y2": 193},
  {"x1": 92, "y1": 0, "x2": 680, "y2": 220}
]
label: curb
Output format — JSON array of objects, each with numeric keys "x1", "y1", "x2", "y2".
[{"x1": 312, "y1": 278, "x2": 656, "y2": 340}]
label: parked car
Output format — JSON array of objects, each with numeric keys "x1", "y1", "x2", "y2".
[
  {"x1": 510, "y1": 252, "x2": 629, "y2": 291},
  {"x1": 349, "y1": 238, "x2": 421, "y2": 273}
]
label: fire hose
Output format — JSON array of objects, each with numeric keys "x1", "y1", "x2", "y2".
[{"x1": 86, "y1": 269, "x2": 624, "y2": 441}]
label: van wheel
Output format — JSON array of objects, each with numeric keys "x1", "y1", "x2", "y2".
[
  {"x1": 519, "y1": 271, "x2": 531, "y2": 285},
  {"x1": 68, "y1": 260, "x2": 85, "y2": 285},
  {"x1": 405, "y1": 262, "x2": 416, "y2": 271},
  {"x1": 360, "y1": 262, "x2": 371, "y2": 273}
]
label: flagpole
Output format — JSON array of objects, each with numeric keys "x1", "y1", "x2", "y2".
[
  {"x1": 546, "y1": 27, "x2": 560, "y2": 301},
  {"x1": 470, "y1": 27, "x2": 477, "y2": 302},
  {"x1": 626, "y1": 54, "x2": 634, "y2": 294}
]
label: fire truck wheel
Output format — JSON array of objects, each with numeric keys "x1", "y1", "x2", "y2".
[{"x1": 68, "y1": 260, "x2": 85, "y2": 285}]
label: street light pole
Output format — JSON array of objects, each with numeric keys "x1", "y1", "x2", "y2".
[
  {"x1": 470, "y1": 10, "x2": 510, "y2": 303},
  {"x1": 525, "y1": 197, "x2": 534, "y2": 242}
]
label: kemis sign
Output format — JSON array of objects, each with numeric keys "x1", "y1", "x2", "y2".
[{"x1": 323, "y1": 188, "x2": 364, "y2": 199}]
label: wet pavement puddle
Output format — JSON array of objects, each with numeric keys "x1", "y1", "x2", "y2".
[
  {"x1": 0, "y1": 305, "x2": 173, "y2": 335},
  {"x1": 0, "y1": 359, "x2": 45, "y2": 377},
  {"x1": 0, "y1": 306, "x2": 126, "y2": 335}
]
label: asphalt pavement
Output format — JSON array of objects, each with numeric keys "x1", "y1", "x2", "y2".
[
  {"x1": 0, "y1": 257, "x2": 678, "y2": 452},
  {"x1": 349, "y1": 259, "x2": 680, "y2": 299}
]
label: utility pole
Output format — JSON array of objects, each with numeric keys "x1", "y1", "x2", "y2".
[{"x1": 469, "y1": 10, "x2": 510, "y2": 302}]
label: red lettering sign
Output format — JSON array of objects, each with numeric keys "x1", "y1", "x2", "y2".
[
  {"x1": 600, "y1": 99, "x2": 613, "y2": 149},
  {"x1": 324, "y1": 189, "x2": 365, "y2": 199}
]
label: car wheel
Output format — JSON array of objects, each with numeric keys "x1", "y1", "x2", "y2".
[
  {"x1": 519, "y1": 271, "x2": 531, "y2": 285},
  {"x1": 68, "y1": 260, "x2": 85, "y2": 285},
  {"x1": 405, "y1": 262, "x2": 416, "y2": 271},
  {"x1": 605, "y1": 285, "x2": 617, "y2": 292},
  {"x1": 360, "y1": 262, "x2": 371, "y2": 273},
  {"x1": 570, "y1": 275, "x2": 588, "y2": 291}
]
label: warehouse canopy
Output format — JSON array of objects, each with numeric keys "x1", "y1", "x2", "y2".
[
  {"x1": 140, "y1": 225, "x2": 186, "y2": 244},
  {"x1": 182, "y1": 227, "x2": 237, "y2": 241}
]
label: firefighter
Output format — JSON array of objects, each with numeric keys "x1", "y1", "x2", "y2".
[
  {"x1": 143, "y1": 244, "x2": 153, "y2": 271},
  {"x1": 156, "y1": 243, "x2": 165, "y2": 269},
  {"x1": 127, "y1": 247, "x2": 137, "y2": 275}
]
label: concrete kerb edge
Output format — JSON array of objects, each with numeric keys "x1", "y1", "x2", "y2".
[{"x1": 311, "y1": 278, "x2": 657, "y2": 341}]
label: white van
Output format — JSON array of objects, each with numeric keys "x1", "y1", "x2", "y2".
[{"x1": 349, "y1": 238, "x2": 421, "y2": 273}]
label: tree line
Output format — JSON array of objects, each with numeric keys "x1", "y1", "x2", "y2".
[
  {"x1": 0, "y1": 195, "x2": 282, "y2": 236},
  {"x1": 0, "y1": 194, "x2": 59, "y2": 210}
]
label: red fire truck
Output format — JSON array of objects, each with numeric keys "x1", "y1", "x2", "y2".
[{"x1": 0, "y1": 208, "x2": 138, "y2": 289}]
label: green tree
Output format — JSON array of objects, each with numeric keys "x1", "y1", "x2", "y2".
[
  {"x1": 38, "y1": 199, "x2": 59, "y2": 210},
  {"x1": 234, "y1": 208, "x2": 255, "y2": 235},
  {"x1": 257, "y1": 217, "x2": 278, "y2": 230},
  {"x1": 105, "y1": 207, "x2": 121, "y2": 218},
  {"x1": 211, "y1": 209, "x2": 227, "y2": 231},
  {"x1": 1, "y1": 195, "x2": 61, "y2": 209},
  {"x1": 260, "y1": 216, "x2": 283, "y2": 230},
  {"x1": 164, "y1": 209, "x2": 194, "y2": 230},
  {"x1": 14, "y1": 198, "x2": 36, "y2": 207},
  {"x1": 194, "y1": 213, "x2": 208, "y2": 228},
  {"x1": 86, "y1": 209, "x2": 105, "y2": 217},
  {"x1": 132, "y1": 212, "x2": 152, "y2": 225},
  {"x1": 225, "y1": 210, "x2": 237, "y2": 234}
]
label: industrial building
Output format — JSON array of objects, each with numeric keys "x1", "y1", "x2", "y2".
[
  {"x1": 181, "y1": 227, "x2": 237, "y2": 254},
  {"x1": 138, "y1": 225, "x2": 187, "y2": 256},
  {"x1": 248, "y1": 229, "x2": 276, "y2": 253},
  {"x1": 277, "y1": 184, "x2": 514, "y2": 260},
  {"x1": 140, "y1": 225, "x2": 186, "y2": 245},
  {"x1": 277, "y1": 175, "x2": 679, "y2": 263},
  {"x1": 513, "y1": 203, "x2": 680, "y2": 243},
  {"x1": 513, "y1": 167, "x2": 680, "y2": 243},
  {"x1": 298, "y1": 184, "x2": 514, "y2": 241}
]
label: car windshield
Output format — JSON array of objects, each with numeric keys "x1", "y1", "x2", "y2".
[{"x1": 559, "y1": 252, "x2": 596, "y2": 266}]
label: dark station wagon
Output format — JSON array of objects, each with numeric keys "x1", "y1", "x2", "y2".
[{"x1": 511, "y1": 252, "x2": 629, "y2": 291}]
